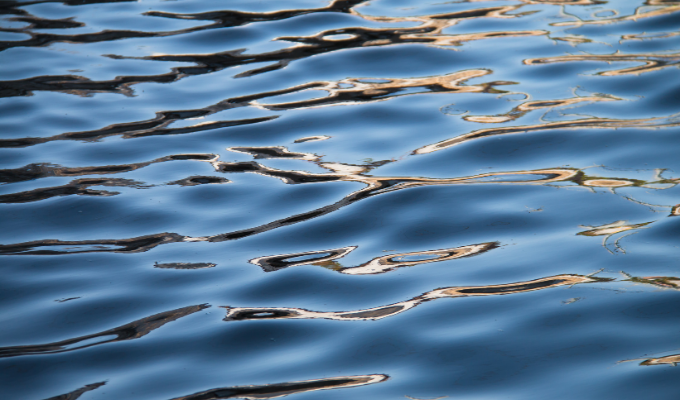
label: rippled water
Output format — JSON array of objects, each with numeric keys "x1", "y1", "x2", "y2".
[{"x1": 2, "y1": 0, "x2": 680, "y2": 398}]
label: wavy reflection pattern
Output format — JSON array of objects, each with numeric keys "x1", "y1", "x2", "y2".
[
  {"x1": 0, "y1": 69, "x2": 500, "y2": 148},
  {"x1": 224, "y1": 274, "x2": 611, "y2": 322},
  {"x1": 250, "y1": 242, "x2": 498, "y2": 274},
  {"x1": 2, "y1": 149, "x2": 679, "y2": 255},
  {"x1": 2, "y1": 0, "x2": 680, "y2": 397}
]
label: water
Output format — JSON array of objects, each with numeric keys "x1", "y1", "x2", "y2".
[{"x1": 1, "y1": 0, "x2": 680, "y2": 398}]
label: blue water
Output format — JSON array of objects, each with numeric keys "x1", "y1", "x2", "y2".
[{"x1": 2, "y1": 0, "x2": 680, "y2": 398}]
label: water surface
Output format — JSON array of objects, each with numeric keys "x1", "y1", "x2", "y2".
[{"x1": 2, "y1": 0, "x2": 680, "y2": 398}]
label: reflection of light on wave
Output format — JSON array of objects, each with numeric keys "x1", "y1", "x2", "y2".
[
  {"x1": 224, "y1": 274, "x2": 609, "y2": 322},
  {"x1": 249, "y1": 242, "x2": 498, "y2": 274}
]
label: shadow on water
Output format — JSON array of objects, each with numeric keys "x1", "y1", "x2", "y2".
[
  {"x1": 0, "y1": 304, "x2": 208, "y2": 358},
  {"x1": 154, "y1": 262, "x2": 217, "y2": 270},
  {"x1": 168, "y1": 374, "x2": 388, "y2": 400},
  {"x1": 0, "y1": 153, "x2": 216, "y2": 184},
  {"x1": 44, "y1": 381, "x2": 106, "y2": 400},
  {"x1": 0, "y1": 177, "x2": 149, "y2": 203}
]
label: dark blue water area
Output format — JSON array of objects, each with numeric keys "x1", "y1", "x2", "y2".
[{"x1": 2, "y1": 0, "x2": 680, "y2": 399}]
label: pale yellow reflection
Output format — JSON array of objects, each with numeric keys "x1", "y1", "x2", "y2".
[
  {"x1": 577, "y1": 221, "x2": 652, "y2": 254},
  {"x1": 578, "y1": 221, "x2": 651, "y2": 237},
  {"x1": 582, "y1": 179, "x2": 634, "y2": 187}
]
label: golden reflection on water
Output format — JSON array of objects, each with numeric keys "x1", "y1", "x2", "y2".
[
  {"x1": 581, "y1": 179, "x2": 634, "y2": 187},
  {"x1": 622, "y1": 31, "x2": 680, "y2": 41},
  {"x1": 223, "y1": 274, "x2": 610, "y2": 322},
  {"x1": 578, "y1": 221, "x2": 651, "y2": 237},
  {"x1": 577, "y1": 221, "x2": 652, "y2": 254},
  {"x1": 639, "y1": 354, "x2": 680, "y2": 366},
  {"x1": 671, "y1": 204, "x2": 680, "y2": 216}
]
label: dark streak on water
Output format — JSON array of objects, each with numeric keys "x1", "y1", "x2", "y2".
[{"x1": 1, "y1": 0, "x2": 680, "y2": 399}]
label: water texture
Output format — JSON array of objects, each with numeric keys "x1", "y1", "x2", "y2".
[{"x1": 1, "y1": 0, "x2": 680, "y2": 398}]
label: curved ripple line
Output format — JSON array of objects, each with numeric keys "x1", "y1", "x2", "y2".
[
  {"x1": 223, "y1": 274, "x2": 612, "y2": 322},
  {"x1": 414, "y1": 114, "x2": 680, "y2": 154},
  {"x1": 249, "y1": 242, "x2": 499, "y2": 274},
  {"x1": 524, "y1": 52, "x2": 680, "y2": 76},
  {"x1": 169, "y1": 374, "x2": 388, "y2": 400},
  {"x1": 43, "y1": 381, "x2": 106, "y2": 400}
]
